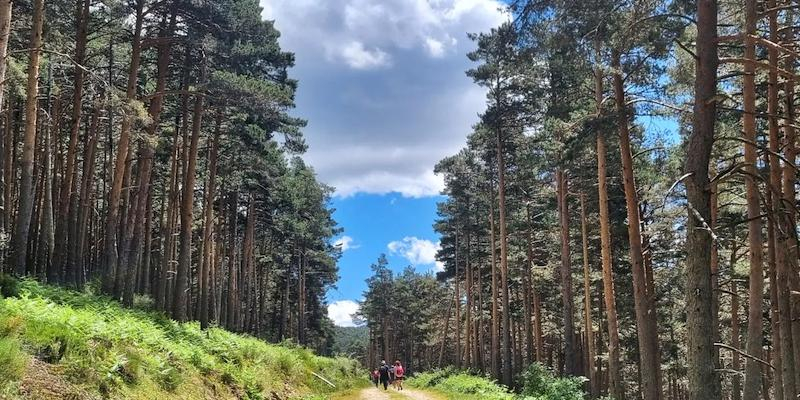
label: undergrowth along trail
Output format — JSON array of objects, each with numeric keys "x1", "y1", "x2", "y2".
[{"x1": 0, "y1": 279, "x2": 364, "y2": 399}]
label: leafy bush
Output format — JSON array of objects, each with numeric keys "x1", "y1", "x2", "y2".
[
  {"x1": 410, "y1": 364, "x2": 586, "y2": 400},
  {"x1": 0, "y1": 273, "x2": 18, "y2": 298},
  {"x1": 518, "y1": 363, "x2": 585, "y2": 400},
  {"x1": 410, "y1": 369, "x2": 513, "y2": 400},
  {"x1": 0, "y1": 336, "x2": 27, "y2": 385}
]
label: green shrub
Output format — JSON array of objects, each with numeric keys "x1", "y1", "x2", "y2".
[
  {"x1": 0, "y1": 273, "x2": 18, "y2": 298},
  {"x1": 410, "y1": 369, "x2": 512, "y2": 400},
  {"x1": 518, "y1": 363, "x2": 585, "y2": 400},
  {"x1": 0, "y1": 336, "x2": 27, "y2": 384}
]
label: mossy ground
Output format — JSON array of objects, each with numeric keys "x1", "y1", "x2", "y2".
[{"x1": 0, "y1": 279, "x2": 364, "y2": 400}]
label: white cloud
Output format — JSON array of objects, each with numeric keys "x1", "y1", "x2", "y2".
[
  {"x1": 333, "y1": 169, "x2": 444, "y2": 198},
  {"x1": 334, "y1": 235, "x2": 359, "y2": 252},
  {"x1": 328, "y1": 300, "x2": 361, "y2": 327},
  {"x1": 388, "y1": 237, "x2": 441, "y2": 269},
  {"x1": 425, "y1": 37, "x2": 445, "y2": 57},
  {"x1": 434, "y1": 261, "x2": 445, "y2": 272},
  {"x1": 339, "y1": 41, "x2": 392, "y2": 70},
  {"x1": 260, "y1": 0, "x2": 510, "y2": 197}
]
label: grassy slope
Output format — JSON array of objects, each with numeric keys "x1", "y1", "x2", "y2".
[{"x1": 0, "y1": 280, "x2": 364, "y2": 400}]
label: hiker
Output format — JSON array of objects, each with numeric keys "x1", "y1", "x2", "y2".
[
  {"x1": 389, "y1": 363, "x2": 396, "y2": 389},
  {"x1": 394, "y1": 360, "x2": 405, "y2": 390},
  {"x1": 371, "y1": 369, "x2": 380, "y2": 387},
  {"x1": 378, "y1": 360, "x2": 391, "y2": 390}
]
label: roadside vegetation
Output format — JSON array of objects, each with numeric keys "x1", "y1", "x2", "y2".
[
  {"x1": 0, "y1": 279, "x2": 363, "y2": 399},
  {"x1": 408, "y1": 365, "x2": 585, "y2": 400}
]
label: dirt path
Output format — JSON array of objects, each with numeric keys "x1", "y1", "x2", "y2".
[
  {"x1": 396, "y1": 388, "x2": 444, "y2": 400},
  {"x1": 343, "y1": 387, "x2": 444, "y2": 400},
  {"x1": 355, "y1": 387, "x2": 392, "y2": 399}
]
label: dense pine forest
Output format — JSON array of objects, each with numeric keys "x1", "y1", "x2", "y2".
[
  {"x1": 0, "y1": 0, "x2": 341, "y2": 355},
  {"x1": 358, "y1": 0, "x2": 800, "y2": 399},
  {"x1": 5, "y1": 0, "x2": 800, "y2": 399}
]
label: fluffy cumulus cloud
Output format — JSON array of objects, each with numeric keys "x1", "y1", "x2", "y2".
[
  {"x1": 260, "y1": 0, "x2": 509, "y2": 197},
  {"x1": 339, "y1": 41, "x2": 392, "y2": 70},
  {"x1": 334, "y1": 235, "x2": 359, "y2": 252},
  {"x1": 328, "y1": 300, "x2": 361, "y2": 327},
  {"x1": 388, "y1": 236, "x2": 443, "y2": 271}
]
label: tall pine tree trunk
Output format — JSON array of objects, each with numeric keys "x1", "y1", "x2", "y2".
[
  {"x1": 594, "y1": 49, "x2": 624, "y2": 399},
  {"x1": 0, "y1": 0, "x2": 12, "y2": 247},
  {"x1": 172, "y1": 51, "x2": 207, "y2": 321},
  {"x1": 199, "y1": 110, "x2": 221, "y2": 329},
  {"x1": 496, "y1": 127, "x2": 512, "y2": 386},
  {"x1": 611, "y1": 51, "x2": 661, "y2": 400},
  {"x1": 780, "y1": 7, "x2": 800, "y2": 396},
  {"x1": 580, "y1": 193, "x2": 597, "y2": 396},
  {"x1": 557, "y1": 168, "x2": 577, "y2": 375},
  {"x1": 75, "y1": 105, "x2": 100, "y2": 286},
  {"x1": 489, "y1": 185, "x2": 500, "y2": 378},
  {"x1": 731, "y1": 251, "x2": 741, "y2": 400},
  {"x1": 102, "y1": 0, "x2": 144, "y2": 293},
  {"x1": 741, "y1": 0, "x2": 768, "y2": 397},
  {"x1": 684, "y1": 1, "x2": 720, "y2": 398},
  {"x1": 55, "y1": 0, "x2": 90, "y2": 286},
  {"x1": 454, "y1": 231, "x2": 461, "y2": 368},
  {"x1": 11, "y1": 0, "x2": 44, "y2": 276}
]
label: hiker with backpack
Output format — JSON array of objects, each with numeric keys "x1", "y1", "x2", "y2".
[
  {"x1": 378, "y1": 360, "x2": 391, "y2": 390},
  {"x1": 371, "y1": 369, "x2": 380, "y2": 387},
  {"x1": 393, "y1": 360, "x2": 405, "y2": 390}
]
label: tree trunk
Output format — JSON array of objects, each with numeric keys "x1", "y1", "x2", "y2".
[
  {"x1": 102, "y1": 0, "x2": 144, "y2": 293},
  {"x1": 683, "y1": 1, "x2": 720, "y2": 399},
  {"x1": 557, "y1": 168, "x2": 577, "y2": 375},
  {"x1": 0, "y1": 0, "x2": 12, "y2": 248},
  {"x1": 767, "y1": 188, "x2": 784, "y2": 400},
  {"x1": 489, "y1": 185, "x2": 500, "y2": 378},
  {"x1": 55, "y1": 0, "x2": 90, "y2": 285},
  {"x1": 495, "y1": 127, "x2": 512, "y2": 386},
  {"x1": 780, "y1": 6, "x2": 800, "y2": 396},
  {"x1": 524, "y1": 205, "x2": 535, "y2": 365},
  {"x1": 741, "y1": 0, "x2": 769, "y2": 397},
  {"x1": 199, "y1": 110, "x2": 221, "y2": 329},
  {"x1": 465, "y1": 231, "x2": 473, "y2": 367},
  {"x1": 11, "y1": 0, "x2": 44, "y2": 276},
  {"x1": 731, "y1": 265, "x2": 741, "y2": 400},
  {"x1": 580, "y1": 193, "x2": 597, "y2": 396},
  {"x1": 454, "y1": 231, "x2": 461, "y2": 368},
  {"x1": 611, "y1": 51, "x2": 661, "y2": 400},
  {"x1": 226, "y1": 190, "x2": 239, "y2": 330},
  {"x1": 38, "y1": 91, "x2": 54, "y2": 282},
  {"x1": 75, "y1": 104, "x2": 100, "y2": 286},
  {"x1": 172, "y1": 51, "x2": 207, "y2": 321},
  {"x1": 534, "y1": 286, "x2": 544, "y2": 362},
  {"x1": 594, "y1": 48, "x2": 624, "y2": 399}
]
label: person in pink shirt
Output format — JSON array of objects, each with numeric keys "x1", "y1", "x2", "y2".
[{"x1": 393, "y1": 360, "x2": 405, "y2": 391}]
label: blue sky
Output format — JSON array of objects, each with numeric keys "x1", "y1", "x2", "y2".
[
  {"x1": 260, "y1": 0, "x2": 510, "y2": 327},
  {"x1": 328, "y1": 194, "x2": 443, "y2": 296}
]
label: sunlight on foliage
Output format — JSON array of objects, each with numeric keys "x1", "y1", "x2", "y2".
[{"x1": 0, "y1": 279, "x2": 363, "y2": 399}]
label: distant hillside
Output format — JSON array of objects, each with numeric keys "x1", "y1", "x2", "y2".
[
  {"x1": 330, "y1": 326, "x2": 368, "y2": 366},
  {"x1": 0, "y1": 279, "x2": 363, "y2": 399}
]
